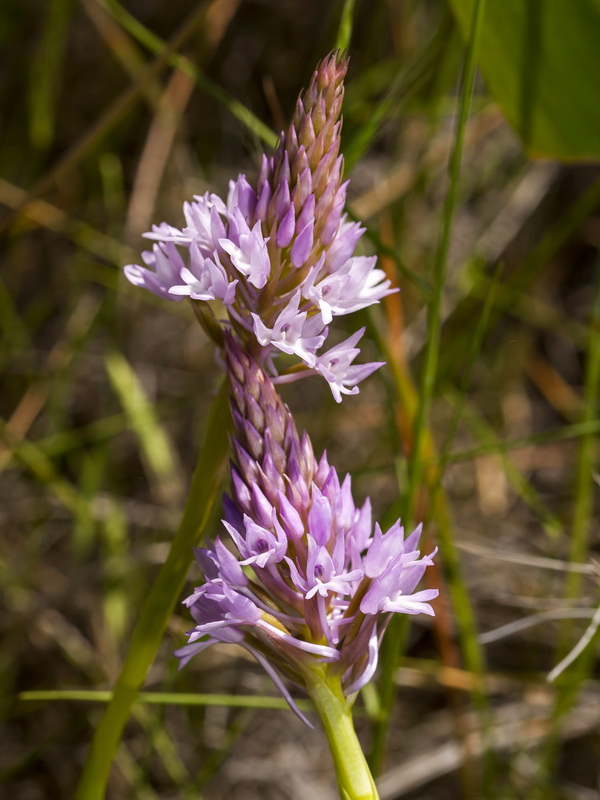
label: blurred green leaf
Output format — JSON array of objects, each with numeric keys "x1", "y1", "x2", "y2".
[
  {"x1": 448, "y1": 0, "x2": 600, "y2": 160},
  {"x1": 105, "y1": 349, "x2": 183, "y2": 505},
  {"x1": 75, "y1": 379, "x2": 231, "y2": 800},
  {"x1": 28, "y1": 0, "x2": 76, "y2": 149},
  {"x1": 335, "y1": 0, "x2": 356, "y2": 51}
]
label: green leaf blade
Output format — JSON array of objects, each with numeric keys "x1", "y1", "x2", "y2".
[{"x1": 448, "y1": 0, "x2": 600, "y2": 161}]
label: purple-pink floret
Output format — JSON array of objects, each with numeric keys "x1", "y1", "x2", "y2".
[
  {"x1": 175, "y1": 337, "x2": 438, "y2": 722},
  {"x1": 123, "y1": 53, "x2": 395, "y2": 402}
]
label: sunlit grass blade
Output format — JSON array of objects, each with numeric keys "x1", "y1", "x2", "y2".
[
  {"x1": 547, "y1": 604, "x2": 600, "y2": 684},
  {"x1": 20, "y1": 688, "x2": 312, "y2": 711},
  {"x1": 335, "y1": 0, "x2": 356, "y2": 52},
  {"x1": 105, "y1": 349, "x2": 183, "y2": 505},
  {"x1": 75, "y1": 379, "x2": 231, "y2": 800}
]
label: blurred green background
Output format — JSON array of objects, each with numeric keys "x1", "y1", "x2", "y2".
[{"x1": 2, "y1": 1, "x2": 600, "y2": 798}]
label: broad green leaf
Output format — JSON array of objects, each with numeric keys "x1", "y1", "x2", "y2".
[{"x1": 448, "y1": 0, "x2": 600, "y2": 160}]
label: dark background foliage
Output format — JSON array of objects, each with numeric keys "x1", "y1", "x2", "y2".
[{"x1": 1, "y1": 1, "x2": 599, "y2": 798}]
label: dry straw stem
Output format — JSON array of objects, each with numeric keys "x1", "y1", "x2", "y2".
[{"x1": 0, "y1": 1, "x2": 209, "y2": 234}]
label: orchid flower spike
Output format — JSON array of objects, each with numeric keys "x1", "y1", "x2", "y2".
[
  {"x1": 123, "y1": 53, "x2": 396, "y2": 401},
  {"x1": 175, "y1": 336, "x2": 438, "y2": 721}
]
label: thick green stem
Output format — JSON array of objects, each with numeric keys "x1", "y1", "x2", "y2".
[{"x1": 304, "y1": 668, "x2": 379, "y2": 800}]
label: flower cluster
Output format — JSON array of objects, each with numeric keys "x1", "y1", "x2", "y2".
[
  {"x1": 123, "y1": 53, "x2": 438, "y2": 724},
  {"x1": 124, "y1": 53, "x2": 394, "y2": 402},
  {"x1": 175, "y1": 337, "x2": 438, "y2": 721}
]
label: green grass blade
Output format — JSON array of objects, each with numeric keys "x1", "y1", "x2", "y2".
[
  {"x1": 448, "y1": 0, "x2": 600, "y2": 159},
  {"x1": 438, "y1": 260, "x2": 503, "y2": 464},
  {"x1": 335, "y1": 0, "x2": 356, "y2": 52},
  {"x1": 75, "y1": 379, "x2": 231, "y2": 800},
  {"x1": 19, "y1": 689, "x2": 312, "y2": 712},
  {"x1": 100, "y1": 0, "x2": 277, "y2": 149},
  {"x1": 539, "y1": 254, "x2": 600, "y2": 787},
  {"x1": 344, "y1": 10, "x2": 457, "y2": 171},
  {"x1": 459, "y1": 399, "x2": 564, "y2": 539},
  {"x1": 407, "y1": 0, "x2": 485, "y2": 520},
  {"x1": 370, "y1": 0, "x2": 490, "y2": 782},
  {"x1": 28, "y1": 0, "x2": 76, "y2": 149},
  {"x1": 445, "y1": 419, "x2": 600, "y2": 463},
  {"x1": 0, "y1": 421, "x2": 85, "y2": 516},
  {"x1": 105, "y1": 349, "x2": 182, "y2": 505}
]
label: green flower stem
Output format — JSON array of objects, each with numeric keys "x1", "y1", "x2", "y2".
[
  {"x1": 304, "y1": 667, "x2": 379, "y2": 800},
  {"x1": 75, "y1": 379, "x2": 231, "y2": 800}
]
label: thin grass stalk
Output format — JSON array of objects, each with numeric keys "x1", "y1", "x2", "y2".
[
  {"x1": 20, "y1": 689, "x2": 313, "y2": 711},
  {"x1": 344, "y1": 8, "x2": 457, "y2": 172},
  {"x1": 75, "y1": 380, "x2": 231, "y2": 800},
  {"x1": 453, "y1": 176, "x2": 600, "y2": 363},
  {"x1": 99, "y1": 0, "x2": 277, "y2": 149},
  {"x1": 445, "y1": 419, "x2": 600, "y2": 464},
  {"x1": 407, "y1": 0, "x2": 485, "y2": 522},
  {"x1": 437, "y1": 260, "x2": 503, "y2": 467},
  {"x1": 459, "y1": 400, "x2": 564, "y2": 538},
  {"x1": 538, "y1": 255, "x2": 600, "y2": 789},
  {"x1": 366, "y1": 336, "x2": 489, "y2": 784},
  {"x1": 369, "y1": 0, "x2": 488, "y2": 775}
]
